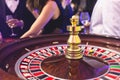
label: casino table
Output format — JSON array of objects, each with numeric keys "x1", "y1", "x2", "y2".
[{"x1": 0, "y1": 34, "x2": 120, "y2": 80}]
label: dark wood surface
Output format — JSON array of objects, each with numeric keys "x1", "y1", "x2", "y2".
[
  {"x1": 0, "y1": 69, "x2": 20, "y2": 80},
  {"x1": 42, "y1": 55, "x2": 109, "y2": 79}
]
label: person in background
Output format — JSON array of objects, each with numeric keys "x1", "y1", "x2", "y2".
[
  {"x1": 3, "y1": 0, "x2": 35, "y2": 38},
  {"x1": 71, "y1": 0, "x2": 97, "y2": 17},
  {"x1": 0, "y1": 0, "x2": 6, "y2": 39},
  {"x1": 71, "y1": 0, "x2": 80, "y2": 15},
  {"x1": 90, "y1": 0, "x2": 120, "y2": 38},
  {"x1": 70, "y1": 0, "x2": 96, "y2": 34},
  {"x1": 21, "y1": 0, "x2": 73, "y2": 38},
  {"x1": 84, "y1": 0, "x2": 97, "y2": 17}
]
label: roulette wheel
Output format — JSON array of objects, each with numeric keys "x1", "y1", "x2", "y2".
[
  {"x1": 0, "y1": 16, "x2": 120, "y2": 80},
  {"x1": 0, "y1": 34, "x2": 120, "y2": 80}
]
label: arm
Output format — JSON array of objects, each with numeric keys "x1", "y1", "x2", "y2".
[
  {"x1": 90, "y1": 0, "x2": 104, "y2": 34},
  {"x1": 90, "y1": 0, "x2": 120, "y2": 37},
  {"x1": 102, "y1": 0, "x2": 120, "y2": 36},
  {"x1": 21, "y1": 1, "x2": 58, "y2": 38}
]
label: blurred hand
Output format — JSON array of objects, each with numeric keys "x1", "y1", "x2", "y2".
[
  {"x1": 84, "y1": 21, "x2": 90, "y2": 27},
  {"x1": 6, "y1": 19, "x2": 24, "y2": 28},
  {"x1": 83, "y1": 21, "x2": 90, "y2": 34}
]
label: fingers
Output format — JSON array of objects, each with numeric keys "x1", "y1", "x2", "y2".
[
  {"x1": 7, "y1": 23, "x2": 16, "y2": 28},
  {"x1": 6, "y1": 19, "x2": 24, "y2": 28},
  {"x1": 84, "y1": 21, "x2": 90, "y2": 27}
]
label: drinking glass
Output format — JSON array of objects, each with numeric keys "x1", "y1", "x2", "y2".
[
  {"x1": 6, "y1": 15, "x2": 17, "y2": 36},
  {"x1": 80, "y1": 12, "x2": 90, "y2": 34}
]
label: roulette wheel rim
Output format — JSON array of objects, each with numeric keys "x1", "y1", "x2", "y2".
[
  {"x1": 15, "y1": 44, "x2": 120, "y2": 80},
  {"x1": 0, "y1": 34, "x2": 120, "y2": 80}
]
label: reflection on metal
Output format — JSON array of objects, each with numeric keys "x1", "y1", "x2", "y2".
[
  {"x1": 24, "y1": 48, "x2": 31, "y2": 52},
  {"x1": 5, "y1": 64, "x2": 9, "y2": 70},
  {"x1": 52, "y1": 41, "x2": 59, "y2": 44},
  {"x1": 66, "y1": 15, "x2": 83, "y2": 59}
]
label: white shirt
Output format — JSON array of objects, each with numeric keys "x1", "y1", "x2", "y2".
[
  {"x1": 5, "y1": 0, "x2": 19, "y2": 13},
  {"x1": 90, "y1": 0, "x2": 120, "y2": 38}
]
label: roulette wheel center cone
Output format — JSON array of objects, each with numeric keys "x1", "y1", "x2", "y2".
[{"x1": 41, "y1": 15, "x2": 109, "y2": 80}]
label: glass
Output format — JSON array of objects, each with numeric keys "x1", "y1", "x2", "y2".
[
  {"x1": 6, "y1": 15, "x2": 17, "y2": 36},
  {"x1": 80, "y1": 12, "x2": 90, "y2": 34}
]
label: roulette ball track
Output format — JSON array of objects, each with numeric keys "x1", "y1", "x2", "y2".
[{"x1": 0, "y1": 34, "x2": 120, "y2": 80}]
